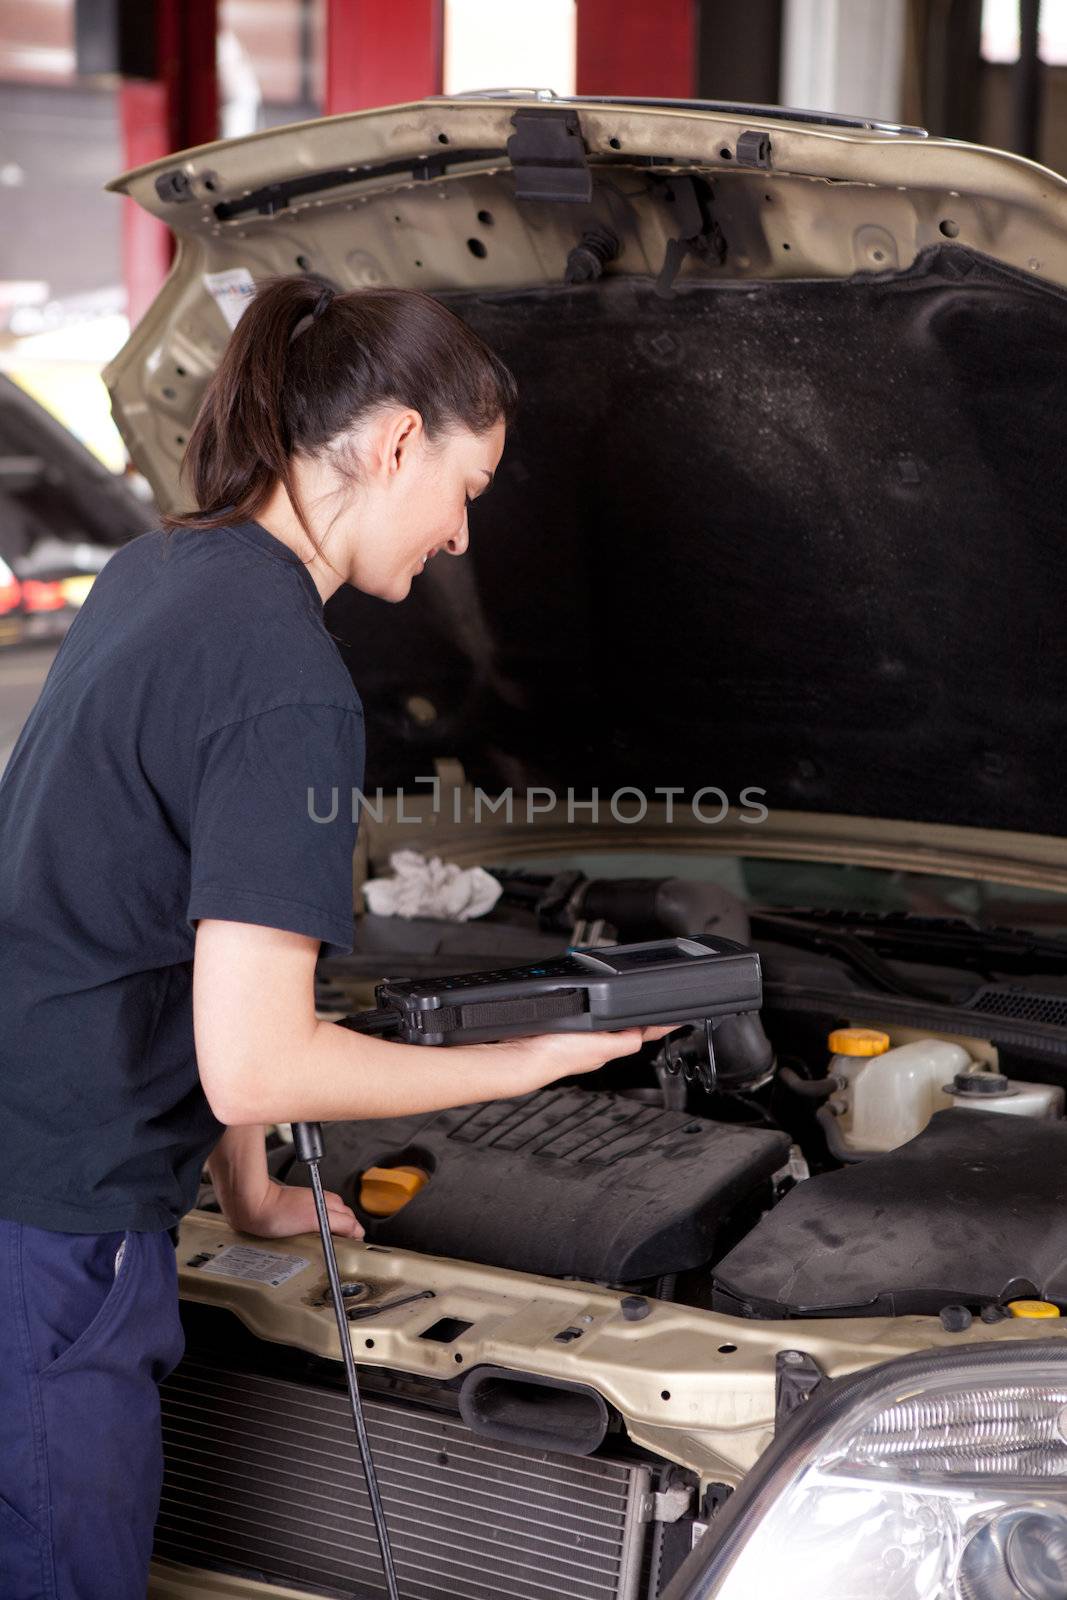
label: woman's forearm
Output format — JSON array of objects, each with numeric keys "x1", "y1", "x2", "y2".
[
  {"x1": 204, "y1": 1122, "x2": 270, "y2": 1205},
  {"x1": 214, "y1": 1024, "x2": 538, "y2": 1126},
  {"x1": 193, "y1": 918, "x2": 656, "y2": 1128}
]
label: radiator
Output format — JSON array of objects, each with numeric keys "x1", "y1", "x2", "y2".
[{"x1": 155, "y1": 1358, "x2": 652, "y2": 1599}]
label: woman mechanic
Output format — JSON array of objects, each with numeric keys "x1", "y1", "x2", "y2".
[{"x1": 0, "y1": 275, "x2": 666, "y2": 1598}]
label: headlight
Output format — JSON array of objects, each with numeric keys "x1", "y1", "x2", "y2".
[{"x1": 666, "y1": 1343, "x2": 1067, "y2": 1600}]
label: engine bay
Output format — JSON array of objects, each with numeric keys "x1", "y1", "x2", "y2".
[
  {"x1": 252, "y1": 868, "x2": 1067, "y2": 1330},
  {"x1": 181, "y1": 869, "x2": 1067, "y2": 1596}
]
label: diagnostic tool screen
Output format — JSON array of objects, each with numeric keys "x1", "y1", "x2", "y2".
[{"x1": 602, "y1": 945, "x2": 696, "y2": 970}]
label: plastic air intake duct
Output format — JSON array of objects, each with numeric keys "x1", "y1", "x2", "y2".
[{"x1": 458, "y1": 1366, "x2": 611, "y2": 1456}]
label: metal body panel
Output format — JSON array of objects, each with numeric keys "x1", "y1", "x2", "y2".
[{"x1": 174, "y1": 1213, "x2": 1067, "y2": 1494}]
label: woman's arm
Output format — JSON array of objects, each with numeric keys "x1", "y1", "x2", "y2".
[{"x1": 193, "y1": 918, "x2": 667, "y2": 1127}]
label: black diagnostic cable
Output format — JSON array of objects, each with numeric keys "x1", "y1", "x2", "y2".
[{"x1": 292, "y1": 1116, "x2": 401, "y2": 1600}]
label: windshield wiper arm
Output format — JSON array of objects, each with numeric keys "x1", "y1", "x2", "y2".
[
  {"x1": 763, "y1": 908, "x2": 1067, "y2": 976},
  {"x1": 750, "y1": 911, "x2": 958, "y2": 1006}
]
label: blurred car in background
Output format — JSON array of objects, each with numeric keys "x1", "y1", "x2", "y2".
[
  {"x1": 0, "y1": 551, "x2": 19, "y2": 645},
  {"x1": 0, "y1": 372, "x2": 149, "y2": 645}
]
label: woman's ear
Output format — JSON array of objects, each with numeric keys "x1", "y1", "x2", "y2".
[
  {"x1": 384, "y1": 408, "x2": 423, "y2": 480},
  {"x1": 355, "y1": 407, "x2": 421, "y2": 486}
]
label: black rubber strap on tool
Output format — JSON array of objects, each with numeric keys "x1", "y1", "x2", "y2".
[{"x1": 417, "y1": 987, "x2": 584, "y2": 1037}]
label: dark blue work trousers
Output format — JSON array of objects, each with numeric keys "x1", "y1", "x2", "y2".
[{"x1": 0, "y1": 1220, "x2": 185, "y2": 1598}]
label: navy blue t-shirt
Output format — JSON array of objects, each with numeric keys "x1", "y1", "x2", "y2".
[{"x1": 0, "y1": 520, "x2": 365, "y2": 1233}]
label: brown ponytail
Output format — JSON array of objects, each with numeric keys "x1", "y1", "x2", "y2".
[{"x1": 165, "y1": 275, "x2": 517, "y2": 546}]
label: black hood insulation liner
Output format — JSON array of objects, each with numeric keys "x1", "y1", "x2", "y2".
[{"x1": 325, "y1": 246, "x2": 1067, "y2": 836}]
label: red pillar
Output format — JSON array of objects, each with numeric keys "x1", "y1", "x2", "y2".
[
  {"x1": 120, "y1": 0, "x2": 219, "y2": 326},
  {"x1": 576, "y1": 0, "x2": 697, "y2": 99},
  {"x1": 324, "y1": 0, "x2": 443, "y2": 114},
  {"x1": 157, "y1": 0, "x2": 219, "y2": 155},
  {"x1": 119, "y1": 81, "x2": 173, "y2": 328}
]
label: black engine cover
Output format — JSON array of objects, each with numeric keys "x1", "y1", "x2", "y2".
[
  {"x1": 292, "y1": 1087, "x2": 789, "y2": 1282},
  {"x1": 713, "y1": 1108, "x2": 1067, "y2": 1318}
]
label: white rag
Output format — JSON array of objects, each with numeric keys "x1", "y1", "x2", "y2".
[{"x1": 362, "y1": 850, "x2": 502, "y2": 922}]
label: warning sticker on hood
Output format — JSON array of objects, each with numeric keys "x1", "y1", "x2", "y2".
[
  {"x1": 197, "y1": 1243, "x2": 311, "y2": 1287},
  {"x1": 203, "y1": 267, "x2": 256, "y2": 330}
]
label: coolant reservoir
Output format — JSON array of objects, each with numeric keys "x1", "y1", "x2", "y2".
[
  {"x1": 829, "y1": 1033, "x2": 971, "y2": 1154},
  {"x1": 826, "y1": 1030, "x2": 1066, "y2": 1154}
]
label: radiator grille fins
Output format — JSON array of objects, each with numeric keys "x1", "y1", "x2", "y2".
[{"x1": 155, "y1": 1359, "x2": 650, "y2": 1599}]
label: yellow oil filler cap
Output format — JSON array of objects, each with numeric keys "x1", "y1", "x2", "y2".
[
  {"x1": 828, "y1": 1028, "x2": 891, "y2": 1057},
  {"x1": 1008, "y1": 1300, "x2": 1061, "y2": 1319},
  {"x1": 359, "y1": 1165, "x2": 429, "y2": 1218}
]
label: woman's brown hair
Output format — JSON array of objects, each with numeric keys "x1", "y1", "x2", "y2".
[{"x1": 165, "y1": 274, "x2": 517, "y2": 545}]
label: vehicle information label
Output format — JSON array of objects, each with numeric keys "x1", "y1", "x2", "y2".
[
  {"x1": 197, "y1": 1244, "x2": 311, "y2": 1287},
  {"x1": 203, "y1": 266, "x2": 257, "y2": 329}
]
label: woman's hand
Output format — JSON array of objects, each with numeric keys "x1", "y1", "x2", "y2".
[
  {"x1": 467, "y1": 1024, "x2": 676, "y2": 1098},
  {"x1": 221, "y1": 1175, "x2": 363, "y2": 1241},
  {"x1": 206, "y1": 1122, "x2": 363, "y2": 1240}
]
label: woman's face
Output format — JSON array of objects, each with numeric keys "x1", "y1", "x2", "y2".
[{"x1": 324, "y1": 410, "x2": 506, "y2": 603}]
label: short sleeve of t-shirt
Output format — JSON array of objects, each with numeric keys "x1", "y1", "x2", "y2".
[{"x1": 187, "y1": 700, "x2": 365, "y2": 957}]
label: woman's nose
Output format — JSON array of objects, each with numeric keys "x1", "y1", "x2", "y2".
[{"x1": 446, "y1": 513, "x2": 470, "y2": 557}]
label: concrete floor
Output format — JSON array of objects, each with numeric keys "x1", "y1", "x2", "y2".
[{"x1": 0, "y1": 644, "x2": 57, "y2": 772}]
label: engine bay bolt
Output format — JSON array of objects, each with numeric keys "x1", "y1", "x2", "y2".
[
  {"x1": 620, "y1": 1294, "x2": 651, "y2": 1321},
  {"x1": 939, "y1": 1304, "x2": 973, "y2": 1332}
]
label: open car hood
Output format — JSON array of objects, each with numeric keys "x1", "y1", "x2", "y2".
[{"x1": 105, "y1": 96, "x2": 1067, "y2": 841}]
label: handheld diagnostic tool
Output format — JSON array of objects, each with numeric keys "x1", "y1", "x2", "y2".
[
  {"x1": 356, "y1": 934, "x2": 762, "y2": 1046},
  {"x1": 292, "y1": 935, "x2": 764, "y2": 1599}
]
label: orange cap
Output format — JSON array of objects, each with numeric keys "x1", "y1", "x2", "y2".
[
  {"x1": 359, "y1": 1165, "x2": 429, "y2": 1218},
  {"x1": 828, "y1": 1028, "x2": 891, "y2": 1058}
]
